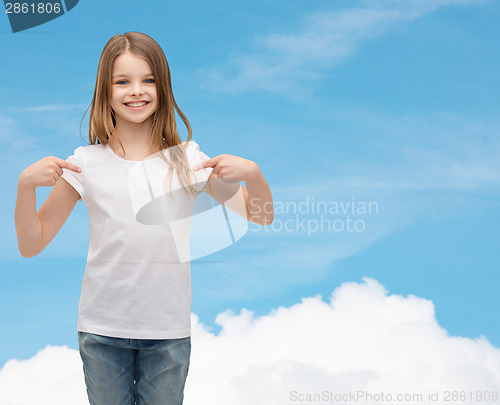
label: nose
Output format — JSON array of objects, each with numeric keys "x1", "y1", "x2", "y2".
[{"x1": 130, "y1": 82, "x2": 144, "y2": 97}]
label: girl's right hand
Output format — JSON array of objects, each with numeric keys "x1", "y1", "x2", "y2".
[{"x1": 19, "y1": 156, "x2": 82, "y2": 189}]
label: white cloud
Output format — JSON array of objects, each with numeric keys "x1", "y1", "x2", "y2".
[
  {"x1": 1, "y1": 278, "x2": 499, "y2": 405},
  {"x1": 201, "y1": 0, "x2": 485, "y2": 95},
  {"x1": 0, "y1": 346, "x2": 88, "y2": 405},
  {"x1": 188, "y1": 277, "x2": 500, "y2": 404}
]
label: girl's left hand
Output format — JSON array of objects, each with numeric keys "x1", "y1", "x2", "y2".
[{"x1": 193, "y1": 154, "x2": 258, "y2": 183}]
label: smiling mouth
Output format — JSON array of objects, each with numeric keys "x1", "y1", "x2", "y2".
[{"x1": 124, "y1": 101, "x2": 149, "y2": 107}]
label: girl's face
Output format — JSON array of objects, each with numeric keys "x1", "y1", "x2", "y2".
[{"x1": 110, "y1": 51, "x2": 158, "y2": 127}]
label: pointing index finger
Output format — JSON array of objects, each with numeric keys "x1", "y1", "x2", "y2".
[
  {"x1": 193, "y1": 156, "x2": 218, "y2": 172},
  {"x1": 55, "y1": 157, "x2": 82, "y2": 173}
]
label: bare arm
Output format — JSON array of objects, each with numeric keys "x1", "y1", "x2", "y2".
[
  {"x1": 240, "y1": 163, "x2": 274, "y2": 225},
  {"x1": 15, "y1": 157, "x2": 82, "y2": 258}
]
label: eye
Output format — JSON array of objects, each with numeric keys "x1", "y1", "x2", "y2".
[
  {"x1": 116, "y1": 80, "x2": 128, "y2": 85},
  {"x1": 145, "y1": 78, "x2": 155, "y2": 84}
]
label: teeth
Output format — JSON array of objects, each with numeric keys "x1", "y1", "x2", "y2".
[{"x1": 126, "y1": 102, "x2": 148, "y2": 107}]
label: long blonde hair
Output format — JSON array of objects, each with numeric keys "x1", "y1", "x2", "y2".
[{"x1": 84, "y1": 31, "x2": 201, "y2": 197}]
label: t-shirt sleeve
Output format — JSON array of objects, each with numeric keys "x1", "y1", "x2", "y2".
[
  {"x1": 188, "y1": 140, "x2": 213, "y2": 191},
  {"x1": 60, "y1": 146, "x2": 85, "y2": 201}
]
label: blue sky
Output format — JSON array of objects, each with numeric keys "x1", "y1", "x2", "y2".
[{"x1": 1, "y1": 0, "x2": 499, "y2": 370}]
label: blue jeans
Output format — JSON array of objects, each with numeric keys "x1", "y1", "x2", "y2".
[{"x1": 78, "y1": 331, "x2": 191, "y2": 405}]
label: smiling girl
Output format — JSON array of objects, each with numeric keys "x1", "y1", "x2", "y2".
[{"x1": 14, "y1": 31, "x2": 273, "y2": 405}]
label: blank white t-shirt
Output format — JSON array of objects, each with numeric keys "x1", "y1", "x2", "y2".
[{"x1": 61, "y1": 140, "x2": 212, "y2": 339}]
